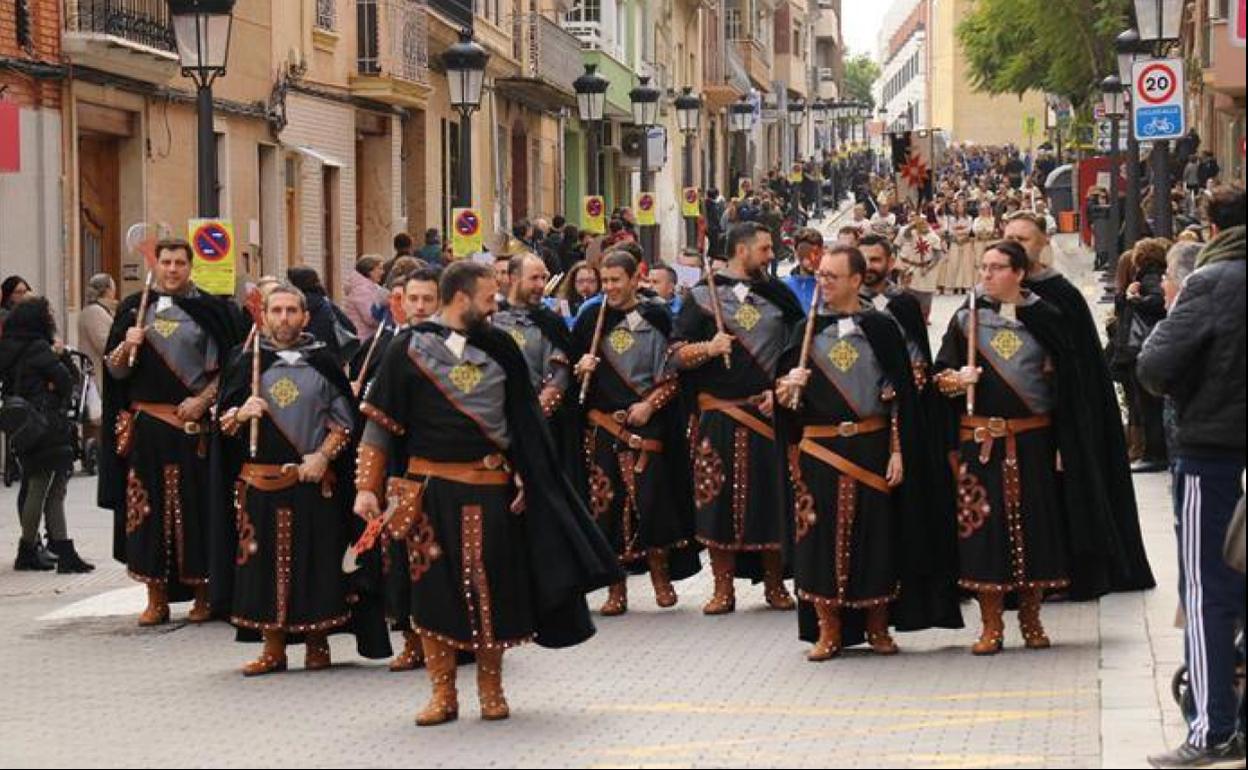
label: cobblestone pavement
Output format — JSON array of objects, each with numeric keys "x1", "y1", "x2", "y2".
[{"x1": 0, "y1": 234, "x2": 1183, "y2": 767}]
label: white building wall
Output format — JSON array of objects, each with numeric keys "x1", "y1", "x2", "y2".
[{"x1": 0, "y1": 107, "x2": 64, "y2": 330}]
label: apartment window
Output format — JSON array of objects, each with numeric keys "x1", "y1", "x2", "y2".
[
  {"x1": 726, "y1": 8, "x2": 743, "y2": 41},
  {"x1": 358, "y1": 0, "x2": 379, "y2": 73},
  {"x1": 565, "y1": 0, "x2": 601, "y2": 23},
  {"x1": 15, "y1": 0, "x2": 32, "y2": 51},
  {"x1": 315, "y1": 0, "x2": 336, "y2": 30}
]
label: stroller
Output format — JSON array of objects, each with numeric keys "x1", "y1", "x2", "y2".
[
  {"x1": 1171, "y1": 629, "x2": 1245, "y2": 728},
  {"x1": 62, "y1": 349, "x2": 100, "y2": 476}
]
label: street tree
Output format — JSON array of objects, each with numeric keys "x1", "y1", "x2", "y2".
[{"x1": 842, "y1": 53, "x2": 881, "y2": 109}]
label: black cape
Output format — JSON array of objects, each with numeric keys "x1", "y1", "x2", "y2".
[
  {"x1": 571, "y1": 300, "x2": 701, "y2": 581},
  {"x1": 524, "y1": 303, "x2": 589, "y2": 502},
  {"x1": 1025, "y1": 271, "x2": 1155, "y2": 591},
  {"x1": 401, "y1": 321, "x2": 623, "y2": 648},
  {"x1": 98, "y1": 289, "x2": 246, "y2": 575},
  {"x1": 777, "y1": 310, "x2": 962, "y2": 647}
]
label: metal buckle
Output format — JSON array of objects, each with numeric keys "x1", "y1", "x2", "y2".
[
  {"x1": 612, "y1": 410, "x2": 629, "y2": 424},
  {"x1": 837, "y1": 421, "x2": 859, "y2": 438},
  {"x1": 184, "y1": 421, "x2": 202, "y2": 435},
  {"x1": 987, "y1": 417, "x2": 1007, "y2": 437},
  {"x1": 972, "y1": 426, "x2": 990, "y2": 443},
  {"x1": 482, "y1": 454, "x2": 504, "y2": 470},
  {"x1": 627, "y1": 434, "x2": 644, "y2": 450}
]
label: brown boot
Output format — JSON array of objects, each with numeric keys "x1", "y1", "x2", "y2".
[
  {"x1": 242, "y1": 629, "x2": 287, "y2": 676},
  {"x1": 138, "y1": 583, "x2": 170, "y2": 626},
  {"x1": 971, "y1": 591, "x2": 1005, "y2": 655},
  {"x1": 648, "y1": 550, "x2": 678, "y2": 608},
  {"x1": 390, "y1": 630, "x2": 425, "y2": 672},
  {"x1": 599, "y1": 581, "x2": 628, "y2": 616},
  {"x1": 807, "y1": 603, "x2": 842, "y2": 661},
  {"x1": 304, "y1": 632, "x2": 331, "y2": 671},
  {"x1": 865, "y1": 605, "x2": 899, "y2": 655},
  {"x1": 1018, "y1": 588, "x2": 1052, "y2": 650},
  {"x1": 702, "y1": 548, "x2": 736, "y2": 615},
  {"x1": 187, "y1": 584, "x2": 212, "y2": 623},
  {"x1": 476, "y1": 647, "x2": 510, "y2": 721},
  {"x1": 762, "y1": 551, "x2": 795, "y2": 610},
  {"x1": 415, "y1": 636, "x2": 459, "y2": 726},
  {"x1": 1127, "y1": 425, "x2": 1145, "y2": 463}
]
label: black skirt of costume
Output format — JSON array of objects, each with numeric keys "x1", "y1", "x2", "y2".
[
  {"x1": 122, "y1": 415, "x2": 210, "y2": 588},
  {"x1": 407, "y1": 474, "x2": 536, "y2": 652},
  {"x1": 230, "y1": 481, "x2": 349, "y2": 634},
  {"x1": 691, "y1": 406, "x2": 787, "y2": 552},
  {"x1": 792, "y1": 430, "x2": 898, "y2": 607}
]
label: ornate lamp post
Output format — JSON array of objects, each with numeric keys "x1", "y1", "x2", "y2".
[
  {"x1": 629, "y1": 75, "x2": 661, "y2": 264},
  {"x1": 675, "y1": 87, "x2": 702, "y2": 253},
  {"x1": 573, "y1": 63, "x2": 609, "y2": 197},
  {"x1": 442, "y1": 30, "x2": 489, "y2": 208}
]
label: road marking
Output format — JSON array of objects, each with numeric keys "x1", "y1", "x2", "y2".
[{"x1": 37, "y1": 586, "x2": 147, "y2": 621}]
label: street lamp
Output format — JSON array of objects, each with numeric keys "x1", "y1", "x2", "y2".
[
  {"x1": 442, "y1": 30, "x2": 489, "y2": 208},
  {"x1": 1133, "y1": 0, "x2": 1184, "y2": 47},
  {"x1": 729, "y1": 95, "x2": 753, "y2": 198},
  {"x1": 787, "y1": 98, "x2": 806, "y2": 165},
  {"x1": 1101, "y1": 74, "x2": 1126, "y2": 275},
  {"x1": 1132, "y1": 1, "x2": 1184, "y2": 239},
  {"x1": 168, "y1": 0, "x2": 236, "y2": 218},
  {"x1": 675, "y1": 87, "x2": 702, "y2": 252},
  {"x1": 1116, "y1": 28, "x2": 1147, "y2": 246},
  {"x1": 573, "y1": 63, "x2": 608, "y2": 197},
  {"x1": 629, "y1": 76, "x2": 662, "y2": 264}
]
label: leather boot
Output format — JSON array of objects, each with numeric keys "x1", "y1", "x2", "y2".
[
  {"x1": 304, "y1": 632, "x2": 331, "y2": 671},
  {"x1": 138, "y1": 583, "x2": 170, "y2": 626},
  {"x1": 243, "y1": 629, "x2": 287, "y2": 676},
  {"x1": 415, "y1": 637, "x2": 459, "y2": 726},
  {"x1": 807, "y1": 603, "x2": 842, "y2": 661},
  {"x1": 647, "y1": 549, "x2": 678, "y2": 608},
  {"x1": 1018, "y1": 588, "x2": 1052, "y2": 650},
  {"x1": 390, "y1": 630, "x2": 425, "y2": 672},
  {"x1": 47, "y1": 539, "x2": 95, "y2": 573},
  {"x1": 187, "y1": 584, "x2": 212, "y2": 623},
  {"x1": 599, "y1": 581, "x2": 628, "y2": 616},
  {"x1": 1127, "y1": 425, "x2": 1145, "y2": 463},
  {"x1": 971, "y1": 591, "x2": 1005, "y2": 655},
  {"x1": 14, "y1": 539, "x2": 55, "y2": 571},
  {"x1": 762, "y1": 551, "x2": 795, "y2": 610},
  {"x1": 865, "y1": 605, "x2": 899, "y2": 655},
  {"x1": 702, "y1": 548, "x2": 736, "y2": 615},
  {"x1": 476, "y1": 647, "x2": 510, "y2": 721}
]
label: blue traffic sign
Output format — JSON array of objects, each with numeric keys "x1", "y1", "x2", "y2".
[{"x1": 1134, "y1": 106, "x2": 1184, "y2": 140}]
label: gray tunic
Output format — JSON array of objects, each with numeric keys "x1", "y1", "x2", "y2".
[
  {"x1": 600, "y1": 309, "x2": 674, "y2": 396},
  {"x1": 260, "y1": 343, "x2": 355, "y2": 455},
  {"x1": 409, "y1": 328, "x2": 512, "y2": 450},
  {"x1": 492, "y1": 306, "x2": 571, "y2": 393},
  {"x1": 810, "y1": 317, "x2": 891, "y2": 419},
  {"x1": 690, "y1": 278, "x2": 787, "y2": 376},
  {"x1": 142, "y1": 292, "x2": 219, "y2": 392},
  {"x1": 955, "y1": 295, "x2": 1055, "y2": 414}
]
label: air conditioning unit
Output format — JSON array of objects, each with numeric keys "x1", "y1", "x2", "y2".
[{"x1": 622, "y1": 128, "x2": 645, "y2": 158}]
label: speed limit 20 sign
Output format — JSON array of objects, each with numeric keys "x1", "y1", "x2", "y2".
[{"x1": 1132, "y1": 58, "x2": 1186, "y2": 141}]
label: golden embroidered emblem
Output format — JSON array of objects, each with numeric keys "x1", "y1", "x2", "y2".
[
  {"x1": 990, "y1": 329, "x2": 1023, "y2": 360},
  {"x1": 449, "y1": 362, "x2": 483, "y2": 394},
  {"x1": 152, "y1": 318, "x2": 180, "y2": 339},
  {"x1": 734, "y1": 302, "x2": 761, "y2": 332},
  {"x1": 508, "y1": 328, "x2": 527, "y2": 348},
  {"x1": 608, "y1": 327, "x2": 635, "y2": 354},
  {"x1": 828, "y1": 339, "x2": 859, "y2": 373},
  {"x1": 268, "y1": 377, "x2": 300, "y2": 408}
]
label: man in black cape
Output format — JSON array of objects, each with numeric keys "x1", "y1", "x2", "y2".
[
  {"x1": 215, "y1": 284, "x2": 390, "y2": 674},
  {"x1": 1004, "y1": 212, "x2": 1154, "y2": 594},
  {"x1": 98, "y1": 238, "x2": 246, "y2": 625},
  {"x1": 934, "y1": 240, "x2": 1130, "y2": 654},
  {"x1": 571, "y1": 251, "x2": 699, "y2": 615},
  {"x1": 775, "y1": 245, "x2": 961, "y2": 660},
  {"x1": 354, "y1": 261, "x2": 620, "y2": 726},
  {"x1": 673, "y1": 221, "x2": 806, "y2": 613}
]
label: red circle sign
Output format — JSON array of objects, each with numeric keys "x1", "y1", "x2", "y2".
[
  {"x1": 455, "y1": 210, "x2": 480, "y2": 236},
  {"x1": 684, "y1": 188, "x2": 698, "y2": 203},
  {"x1": 586, "y1": 197, "x2": 604, "y2": 217},
  {"x1": 1137, "y1": 63, "x2": 1178, "y2": 106},
  {"x1": 639, "y1": 194, "x2": 655, "y2": 211},
  {"x1": 191, "y1": 223, "x2": 231, "y2": 263}
]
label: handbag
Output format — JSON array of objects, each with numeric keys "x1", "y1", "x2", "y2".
[{"x1": 0, "y1": 341, "x2": 55, "y2": 456}]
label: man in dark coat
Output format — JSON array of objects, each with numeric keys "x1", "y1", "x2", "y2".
[
  {"x1": 99, "y1": 239, "x2": 245, "y2": 625},
  {"x1": 354, "y1": 261, "x2": 620, "y2": 726}
]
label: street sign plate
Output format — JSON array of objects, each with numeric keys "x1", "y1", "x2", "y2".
[{"x1": 1132, "y1": 58, "x2": 1186, "y2": 141}]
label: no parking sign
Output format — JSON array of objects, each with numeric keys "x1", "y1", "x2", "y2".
[
  {"x1": 451, "y1": 208, "x2": 483, "y2": 259},
  {"x1": 187, "y1": 218, "x2": 236, "y2": 295},
  {"x1": 636, "y1": 192, "x2": 657, "y2": 226},
  {"x1": 1132, "y1": 58, "x2": 1186, "y2": 141}
]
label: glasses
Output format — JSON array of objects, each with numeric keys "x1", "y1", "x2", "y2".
[
  {"x1": 815, "y1": 271, "x2": 847, "y2": 282},
  {"x1": 979, "y1": 262, "x2": 1014, "y2": 273}
]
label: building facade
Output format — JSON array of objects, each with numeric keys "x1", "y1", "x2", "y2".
[{"x1": 1181, "y1": 0, "x2": 1246, "y2": 184}]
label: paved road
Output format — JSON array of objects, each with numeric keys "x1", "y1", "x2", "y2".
[{"x1": 0, "y1": 237, "x2": 1184, "y2": 767}]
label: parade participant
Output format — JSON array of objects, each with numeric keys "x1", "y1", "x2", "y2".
[
  {"x1": 837, "y1": 226, "x2": 862, "y2": 248},
  {"x1": 775, "y1": 246, "x2": 945, "y2": 660},
  {"x1": 99, "y1": 239, "x2": 245, "y2": 625},
  {"x1": 859, "y1": 235, "x2": 931, "y2": 387},
  {"x1": 895, "y1": 212, "x2": 945, "y2": 321},
  {"x1": 572, "y1": 252, "x2": 698, "y2": 615},
  {"x1": 1004, "y1": 212, "x2": 1155, "y2": 593},
  {"x1": 492, "y1": 254, "x2": 573, "y2": 422},
  {"x1": 354, "y1": 261, "x2": 619, "y2": 726},
  {"x1": 217, "y1": 285, "x2": 388, "y2": 675},
  {"x1": 943, "y1": 200, "x2": 976, "y2": 292},
  {"x1": 933, "y1": 240, "x2": 1125, "y2": 653},
  {"x1": 673, "y1": 221, "x2": 805, "y2": 614}
]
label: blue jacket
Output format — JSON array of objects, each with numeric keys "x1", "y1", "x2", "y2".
[{"x1": 783, "y1": 273, "x2": 817, "y2": 313}]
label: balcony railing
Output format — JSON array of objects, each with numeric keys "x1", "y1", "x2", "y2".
[
  {"x1": 316, "y1": 0, "x2": 337, "y2": 30},
  {"x1": 819, "y1": 67, "x2": 835, "y2": 82},
  {"x1": 358, "y1": 0, "x2": 429, "y2": 83},
  {"x1": 512, "y1": 13, "x2": 581, "y2": 92},
  {"x1": 564, "y1": 20, "x2": 604, "y2": 50},
  {"x1": 66, "y1": 0, "x2": 175, "y2": 53},
  {"x1": 428, "y1": 0, "x2": 472, "y2": 29}
]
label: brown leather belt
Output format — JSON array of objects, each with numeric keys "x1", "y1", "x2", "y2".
[
  {"x1": 959, "y1": 414, "x2": 1052, "y2": 465},
  {"x1": 407, "y1": 456, "x2": 511, "y2": 487},
  {"x1": 796, "y1": 439, "x2": 891, "y2": 493},
  {"x1": 802, "y1": 415, "x2": 888, "y2": 440},
  {"x1": 697, "y1": 393, "x2": 775, "y2": 440},
  {"x1": 132, "y1": 400, "x2": 206, "y2": 435},
  {"x1": 240, "y1": 462, "x2": 337, "y2": 497},
  {"x1": 587, "y1": 409, "x2": 664, "y2": 453}
]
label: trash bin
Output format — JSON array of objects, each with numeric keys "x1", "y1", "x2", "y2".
[{"x1": 1058, "y1": 211, "x2": 1078, "y2": 233}]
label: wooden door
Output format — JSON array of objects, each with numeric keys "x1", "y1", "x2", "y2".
[{"x1": 78, "y1": 134, "x2": 120, "y2": 300}]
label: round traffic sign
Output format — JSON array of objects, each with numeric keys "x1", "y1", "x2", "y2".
[
  {"x1": 684, "y1": 188, "x2": 698, "y2": 204},
  {"x1": 586, "y1": 197, "x2": 604, "y2": 217},
  {"x1": 191, "y1": 222, "x2": 231, "y2": 263},
  {"x1": 639, "y1": 193, "x2": 655, "y2": 211},
  {"x1": 1137, "y1": 62, "x2": 1178, "y2": 105},
  {"x1": 455, "y1": 209, "x2": 480, "y2": 236}
]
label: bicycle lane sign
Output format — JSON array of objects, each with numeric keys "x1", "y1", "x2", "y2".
[{"x1": 1132, "y1": 58, "x2": 1186, "y2": 141}]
